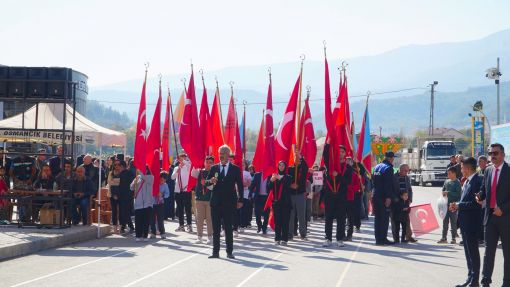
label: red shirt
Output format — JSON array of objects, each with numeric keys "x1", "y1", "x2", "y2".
[
  {"x1": 0, "y1": 179, "x2": 8, "y2": 207},
  {"x1": 347, "y1": 172, "x2": 363, "y2": 201}
]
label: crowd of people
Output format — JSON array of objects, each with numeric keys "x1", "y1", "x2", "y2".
[{"x1": 0, "y1": 142, "x2": 507, "y2": 286}]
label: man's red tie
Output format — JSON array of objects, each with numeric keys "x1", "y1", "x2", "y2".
[{"x1": 490, "y1": 168, "x2": 499, "y2": 208}]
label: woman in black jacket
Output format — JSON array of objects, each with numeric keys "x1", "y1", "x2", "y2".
[{"x1": 268, "y1": 160, "x2": 293, "y2": 246}]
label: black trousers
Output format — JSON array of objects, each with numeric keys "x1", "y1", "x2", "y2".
[
  {"x1": 461, "y1": 229, "x2": 481, "y2": 284},
  {"x1": 212, "y1": 205, "x2": 234, "y2": 255},
  {"x1": 150, "y1": 203, "x2": 166, "y2": 235},
  {"x1": 273, "y1": 204, "x2": 291, "y2": 242},
  {"x1": 240, "y1": 198, "x2": 253, "y2": 228},
  {"x1": 110, "y1": 197, "x2": 120, "y2": 225},
  {"x1": 135, "y1": 207, "x2": 151, "y2": 238},
  {"x1": 175, "y1": 192, "x2": 192, "y2": 226},
  {"x1": 482, "y1": 214, "x2": 510, "y2": 286},
  {"x1": 232, "y1": 208, "x2": 240, "y2": 231},
  {"x1": 393, "y1": 219, "x2": 407, "y2": 242},
  {"x1": 255, "y1": 195, "x2": 269, "y2": 232},
  {"x1": 346, "y1": 193, "x2": 362, "y2": 237},
  {"x1": 164, "y1": 194, "x2": 175, "y2": 219},
  {"x1": 119, "y1": 199, "x2": 134, "y2": 229},
  {"x1": 324, "y1": 195, "x2": 346, "y2": 241},
  {"x1": 373, "y1": 197, "x2": 390, "y2": 243}
]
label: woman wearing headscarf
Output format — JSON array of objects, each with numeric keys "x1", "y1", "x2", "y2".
[{"x1": 268, "y1": 161, "x2": 293, "y2": 246}]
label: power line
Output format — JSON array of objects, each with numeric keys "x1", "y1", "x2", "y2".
[{"x1": 90, "y1": 86, "x2": 429, "y2": 106}]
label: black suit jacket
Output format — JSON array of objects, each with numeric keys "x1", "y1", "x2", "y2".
[
  {"x1": 457, "y1": 173, "x2": 483, "y2": 233},
  {"x1": 479, "y1": 162, "x2": 510, "y2": 225},
  {"x1": 249, "y1": 172, "x2": 262, "y2": 200},
  {"x1": 206, "y1": 163, "x2": 244, "y2": 209}
]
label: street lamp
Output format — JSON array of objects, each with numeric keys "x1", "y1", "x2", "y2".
[{"x1": 485, "y1": 58, "x2": 502, "y2": 125}]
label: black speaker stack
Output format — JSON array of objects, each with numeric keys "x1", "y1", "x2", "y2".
[{"x1": 0, "y1": 66, "x2": 81, "y2": 99}]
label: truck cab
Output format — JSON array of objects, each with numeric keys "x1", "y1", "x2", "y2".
[{"x1": 417, "y1": 141, "x2": 456, "y2": 186}]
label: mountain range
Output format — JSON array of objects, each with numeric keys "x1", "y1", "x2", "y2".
[{"x1": 88, "y1": 28, "x2": 510, "y2": 135}]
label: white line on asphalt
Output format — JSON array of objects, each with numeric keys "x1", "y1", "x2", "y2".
[
  {"x1": 10, "y1": 247, "x2": 142, "y2": 287},
  {"x1": 335, "y1": 238, "x2": 364, "y2": 287},
  {"x1": 122, "y1": 247, "x2": 210, "y2": 287},
  {"x1": 235, "y1": 252, "x2": 284, "y2": 287}
]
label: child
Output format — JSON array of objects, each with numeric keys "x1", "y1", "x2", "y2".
[
  {"x1": 150, "y1": 172, "x2": 168, "y2": 239},
  {"x1": 131, "y1": 166, "x2": 154, "y2": 242},
  {"x1": 438, "y1": 166, "x2": 461, "y2": 244},
  {"x1": 392, "y1": 191, "x2": 410, "y2": 244}
]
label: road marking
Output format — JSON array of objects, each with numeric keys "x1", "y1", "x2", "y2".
[
  {"x1": 122, "y1": 247, "x2": 210, "y2": 287},
  {"x1": 335, "y1": 238, "x2": 364, "y2": 287},
  {"x1": 235, "y1": 252, "x2": 284, "y2": 287},
  {"x1": 10, "y1": 247, "x2": 142, "y2": 287}
]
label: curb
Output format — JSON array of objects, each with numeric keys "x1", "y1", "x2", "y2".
[{"x1": 0, "y1": 225, "x2": 112, "y2": 261}]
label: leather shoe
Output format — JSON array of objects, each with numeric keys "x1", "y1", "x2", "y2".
[
  {"x1": 468, "y1": 283, "x2": 479, "y2": 287},
  {"x1": 227, "y1": 253, "x2": 236, "y2": 259},
  {"x1": 455, "y1": 281, "x2": 470, "y2": 287},
  {"x1": 208, "y1": 254, "x2": 220, "y2": 259},
  {"x1": 481, "y1": 284, "x2": 490, "y2": 287}
]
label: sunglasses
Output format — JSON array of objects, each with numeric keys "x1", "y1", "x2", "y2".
[{"x1": 488, "y1": 151, "x2": 501, "y2": 156}]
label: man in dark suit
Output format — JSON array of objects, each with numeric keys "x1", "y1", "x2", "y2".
[
  {"x1": 206, "y1": 145, "x2": 244, "y2": 259},
  {"x1": 451, "y1": 157, "x2": 483, "y2": 287},
  {"x1": 478, "y1": 143, "x2": 510, "y2": 287}
]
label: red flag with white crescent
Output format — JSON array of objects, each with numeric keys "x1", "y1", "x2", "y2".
[
  {"x1": 199, "y1": 82, "x2": 213, "y2": 158},
  {"x1": 274, "y1": 74, "x2": 300, "y2": 166},
  {"x1": 146, "y1": 84, "x2": 162, "y2": 196},
  {"x1": 179, "y1": 70, "x2": 203, "y2": 168},
  {"x1": 263, "y1": 77, "x2": 276, "y2": 179},
  {"x1": 409, "y1": 203, "x2": 439, "y2": 237},
  {"x1": 133, "y1": 72, "x2": 148, "y2": 171},
  {"x1": 300, "y1": 98, "x2": 317, "y2": 166}
]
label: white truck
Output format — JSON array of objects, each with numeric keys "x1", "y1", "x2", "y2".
[{"x1": 400, "y1": 137, "x2": 456, "y2": 186}]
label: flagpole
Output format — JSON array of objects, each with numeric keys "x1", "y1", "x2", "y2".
[
  {"x1": 295, "y1": 54, "x2": 305, "y2": 184},
  {"x1": 243, "y1": 101, "x2": 247, "y2": 160},
  {"x1": 168, "y1": 85, "x2": 179, "y2": 159}
]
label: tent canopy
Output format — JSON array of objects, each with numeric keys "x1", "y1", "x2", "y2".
[{"x1": 0, "y1": 103, "x2": 126, "y2": 147}]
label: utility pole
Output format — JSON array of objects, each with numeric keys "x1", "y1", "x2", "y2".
[
  {"x1": 428, "y1": 81, "x2": 439, "y2": 135},
  {"x1": 486, "y1": 57, "x2": 502, "y2": 125}
]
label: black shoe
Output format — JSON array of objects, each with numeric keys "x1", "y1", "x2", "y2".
[
  {"x1": 227, "y1": 253, "x2": 235, "y2": 259},
  {"x1": 468, "y1": 283, "x2": 479, "y2": 287},
  {"x1": 455, "y1": 281, "x2": 470, "y2": 287},
  {"x1": 208, "y1": 254, "x2": 220, "y2": 259},
  {"x1": 383, "y1": 240, "x2": 395, "y2": 245},
  {"x1": 481, "y1": 284, "x2": 490, "y2": 287},
  {"x1": 257, "y1": 227, "x2": 261, "y2": 233}
]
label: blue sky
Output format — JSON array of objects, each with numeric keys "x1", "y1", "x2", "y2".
[{"x1": 1, "y1": 0, "x2": 510, "y2": 87}]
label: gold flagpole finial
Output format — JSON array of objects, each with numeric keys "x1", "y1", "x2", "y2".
[
  {"x1": 323, "y1": 40, "x2": 327, "y2": 57},
  {"x1": 144, "y1": 62, "x2": 150, "y2": 71}
]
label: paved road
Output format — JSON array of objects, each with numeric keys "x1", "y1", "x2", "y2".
[{"x1": 0, "y1": 186, "x2": 504, "y2": 287}]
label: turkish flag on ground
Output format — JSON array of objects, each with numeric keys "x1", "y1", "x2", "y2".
[
  {"x1": 146, "y1": 84, "x2": 162, "y2": 196},
  {"x1": 210, "y1": 87, "x2": 224, "y2": 162},
  {"x1": 263, "y1": 77, "x2": 276, "y2": 180},
  {"x1": 274, "y1": 74, "x2": 300, "y2": 165},
  {"x1": 300, "y1": 97, "x2": 317, "y2": 166},
  {"x1": 133, "y1": 71, "x2": 148, "y2": 172},
  {"x1": 162, "y1": 93, "x2": 171, "y2": 172},
  {"x1": 179, "y1": 70, "x2": 203, "y2": 168},
  {"x1": 409, "y1": 203, "x2": 439, "y2": 237},
  {"x1": 252, "y1": 113, "x2": 265, "y2": 172},
  {"x1": 224, "y1": 95, "x2": 243, "y2": 166},
  {"x1": 199, "y1": 81, "x2": 213, "y2": 158}
]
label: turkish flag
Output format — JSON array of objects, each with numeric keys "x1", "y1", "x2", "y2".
[
  {"x1": 210, "y1": 88, "x2": 224, "y2": 162},
  {"x1": 133, "y1": 72, "x2": 148, "y2": 172},
  {"x1": 162, "y1": 93, "x2": 171, "y2": 172},
  {"x1": 409, "y1": 203, "x2": 439, "y2": 237},
  {"x1": 300, "y1": 97, "x2": 317, "y2": 166},
  {"x1": 274, "y1": 74, "x2": 300, "y2": 166},
  {"x1": 199, "y1": 82, "x2": 213, "y2": 158},
  {"x1": 179, "y1": 70, "x2": 203, "y2": 168},
  {"x1": 146, "y1": 84, "x2": 162, "y2": 196},
  {"x1": 224, "y1": 95, "x2": 243, "y2": 166},
  {"x1": 252, "y1": 113, "x2": 265, "y2": 172},
  {"x1": 263, "y1": 78, "x2": 276, "y2": 180},
  {"x1": 335, "y1": 76, "x2": 353, "y2": 157},
  {"x1": 324, "y1": 57, "x2": 334, "y2": 135}
]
